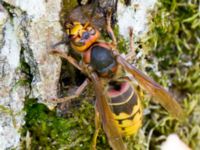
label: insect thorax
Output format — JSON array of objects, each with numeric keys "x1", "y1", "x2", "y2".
[{"x1": 90, "y1": 45, "x2": 117, "y2": 77}]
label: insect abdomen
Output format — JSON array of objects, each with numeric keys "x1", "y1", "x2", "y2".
[{"x1": 107, "y1": 81, "x2": 142, "y2": 136}]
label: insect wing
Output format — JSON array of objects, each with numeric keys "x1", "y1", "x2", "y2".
[
  {"x1": 116, "y1": 56, "x2": 184, "y2": 119},
  {"x1": 90, "y1": 73, "x2": 126, "y2": 150}
]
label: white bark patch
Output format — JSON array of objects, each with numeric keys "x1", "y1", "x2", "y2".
[
  {"x1": 117, "y1": 0, "x2": 156, "y2": 38},
  {"x1": 0, "y1": 7, "x2": 24, "y2": 149},
  {"x1": 25, "y1": 0, "x2": 63, "y2": 104},
  {"x1": 1, "y1": 23, "x2": 20, "y2": 69},
  {"x1": 4, "y1": 0, "x2": 46, "y2": 20},
  {"x1": 0, "y1": 0, "x2": 63, "y2": 149},
  {"x1": 0, "y1": 114, "x2": 21, "y2": 149}
]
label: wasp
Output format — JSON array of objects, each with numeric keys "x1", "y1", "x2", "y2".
[{"x1": 49, "y1": 10, "x2": 184, "y2": 150}]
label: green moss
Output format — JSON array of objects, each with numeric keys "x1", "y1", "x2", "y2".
[
  {"x1": 12, "y1": 48, "x2": 32, "y2": 93},
  {"x1": 22, "y1": 98, "x2": 110, "y2": 149},
  {"x1": 101, "y1": 24, "x2": 129, "y2": 54},
  {"x1": 139, "y1": 0, "x2": 200, "y2": 149},
  {"x1": 144, "y1": 0, "x2": 200, "y2": 93},
  {"x1": 0, "y1": 105, "x2": 17, "y2": 128},
  {"x1": 0, "y1": 105, "x2": 13, "y2": 115},
  {"x1": 114, "y1": 25, "x2": 129, "y2": 53}
]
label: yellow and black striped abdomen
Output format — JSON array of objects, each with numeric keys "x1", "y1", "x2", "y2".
[{"x1": 107, "y1": 81, "x2": 142, "y2": 136}]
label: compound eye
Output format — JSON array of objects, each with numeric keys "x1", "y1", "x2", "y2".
[{"x1": 82, "y1": 32, "x2": 90, "y2": 40}]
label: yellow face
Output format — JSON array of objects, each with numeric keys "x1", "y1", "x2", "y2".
[{"x1": 66, "y1": 22, "x2": 100, "y2": 52}]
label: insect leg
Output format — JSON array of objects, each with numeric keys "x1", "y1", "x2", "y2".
[
  {"x1": 106, "y1": 9, "x2": 117, "y2": 46},
  {"x1": 91, "y1": 106, "x2": 101, "y2": 150},
  {"x1": 50, "y1": 49, "x2": 83, "y2": 72},
  {"x1": 125, "y1": 27, "x2": 135, "y2": 61},
  {"x1": 49, "y1": 78, "x2": 89, "y2": 103}
]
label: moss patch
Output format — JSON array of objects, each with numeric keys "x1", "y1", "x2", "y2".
[
  {"x1": 135, "y1": 0, "x2": 200, "y2": 149},
  {"x1": 22, "y1": 98, "x2": 110, "y2": 149}
]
